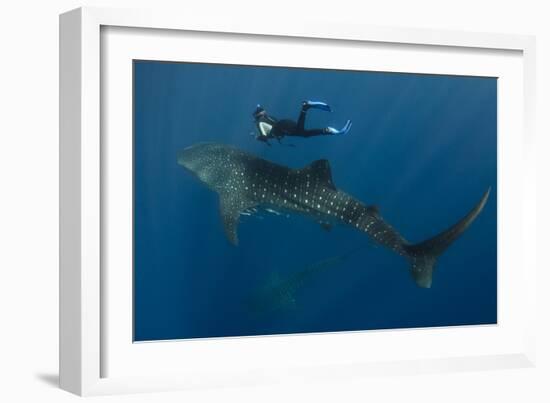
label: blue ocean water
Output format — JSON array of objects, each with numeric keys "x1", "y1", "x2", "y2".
[{"x1": 133, "y1": 60, "x2": 497, "y2": 342}]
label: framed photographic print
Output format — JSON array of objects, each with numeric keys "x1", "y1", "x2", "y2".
[{"x1": 60, "y1": 7, "x2": 537, "y2": 396}]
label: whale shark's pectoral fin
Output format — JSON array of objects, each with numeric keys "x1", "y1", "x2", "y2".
[
  {"x1": 302, "y1": 159, "x2": 336, "y2": 190},
  {"x1": 219, "y1": 193, "x2": 257, "y2": 246}
]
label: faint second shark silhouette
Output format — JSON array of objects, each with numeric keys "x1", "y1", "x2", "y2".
[{"x1": 246, "y1": 246, "x2": 366, "y2": 314}]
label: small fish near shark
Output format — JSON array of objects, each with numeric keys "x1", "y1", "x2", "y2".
[{"x1": 177, "y1": 143, "x2": 490, "y2": 288}]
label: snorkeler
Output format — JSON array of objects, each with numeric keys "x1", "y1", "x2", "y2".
[{"x1": 252, "y1": 101, "x2": 352, "y2": 145}]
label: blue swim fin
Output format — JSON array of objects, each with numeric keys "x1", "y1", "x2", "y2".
[
  {"x1": 326, "y1": 120, "x2": 352, "y2": 135},
  {"x1": 303, "y1": 100, "x2": 332, "y2": 112}
]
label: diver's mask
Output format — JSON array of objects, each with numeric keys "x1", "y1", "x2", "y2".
[{"x1": 252, "y1": 104, "x2": 267, "y2": 120}]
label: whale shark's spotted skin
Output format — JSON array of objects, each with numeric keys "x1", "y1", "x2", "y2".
[
  {"x1": 178, "y1": 143, "x2": 490, "y2": 288},
  {"x1": 179, "y1": 143, "x2": 406, "y2": 252}
]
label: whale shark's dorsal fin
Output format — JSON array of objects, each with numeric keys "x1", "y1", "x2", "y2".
[
  {"x1": 219, "y1": 193, "x2": 257, "y2": 246},
  {"x1": 301, "y1": 159, "x2": 336, "y2": 190}
]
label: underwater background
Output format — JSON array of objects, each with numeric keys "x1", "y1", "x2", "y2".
[{"x1": 133, "y1": 60, "x2": 497, "y2": 342}]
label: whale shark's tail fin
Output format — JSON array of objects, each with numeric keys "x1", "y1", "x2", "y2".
[{"x1": 403, "y1": 188, "x2": 491, "y2": 288}]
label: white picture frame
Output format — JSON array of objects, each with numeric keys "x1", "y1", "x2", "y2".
[{"x1": 59, "y1": 6, "x2": 537, "y2": 396}]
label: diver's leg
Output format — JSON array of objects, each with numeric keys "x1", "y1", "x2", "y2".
[
  {"x1": 303, "y1": 100, "x2": 332, "y2": 112},
  {"x1": 298, "y1": 129, "x2": 329, "y2": 138},
  {"x1": 295, "y1": 120, "x2": 353, "y2": 137},
  {"x1": 297, "y1": 100, "x2": 332, "y2": 131},
  {"x1": 296, "y1": 103, "x2": 308, "y2": 131}
]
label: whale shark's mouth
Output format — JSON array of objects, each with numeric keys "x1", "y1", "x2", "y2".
[
  {"x1": 177, "y1": 143, "x2": 208, "y2": 169},
  {"x1": 176, "y1": 150, "x2": 191, "y2": 169}
]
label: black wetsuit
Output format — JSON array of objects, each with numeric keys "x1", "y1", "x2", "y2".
[{"x1": 256, "y1": 103, "x2": 330, "y2": 140}]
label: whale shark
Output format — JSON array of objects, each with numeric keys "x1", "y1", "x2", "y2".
[
  {"x1": 248, "y1": 246, "x2": 366, "y2": 314},
  {"x1": 177, "y1": 143, "x2": 490, "y2": 288}
]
